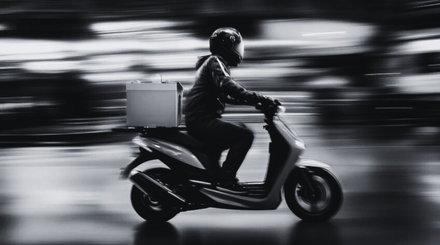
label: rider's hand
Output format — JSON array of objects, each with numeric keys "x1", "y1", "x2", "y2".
[
  {"x1": 261, "y1": 96, "x2": 281, "y2": 107},
  {"x1": 273, "y1": 98, "x2": 282, "y2": 106}
]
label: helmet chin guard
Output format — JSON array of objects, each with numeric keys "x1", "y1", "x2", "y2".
[{"x1": 210, "y1": 27, "x2": 244, "y2": 66}]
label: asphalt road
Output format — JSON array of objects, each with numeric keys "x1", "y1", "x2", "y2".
[{"x1": 0, "y1": 123, "x2": 439, "y2": 245}]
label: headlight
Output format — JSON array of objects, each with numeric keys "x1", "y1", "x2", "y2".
[{"x1": 294, "y1": 140, "x2": 306, "y2": 150}]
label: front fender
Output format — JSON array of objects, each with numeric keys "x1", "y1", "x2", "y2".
[
  {"x1": 287, "y1": 159, "x2": 332, "y2": 196},
  {"x1": 296, "y1": 158, "x2": 331, "y2": 169}
]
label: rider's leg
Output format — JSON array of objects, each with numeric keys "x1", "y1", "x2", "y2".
[
  {"x1": 219, "y1": 122, "x2": 254, "y2": 183},
  {"x1": 205, "y1": 121, "x2": 254, "y2": 192},
  {"x1": 187, "y1": 119, "x2": 254, "y2": 193}
]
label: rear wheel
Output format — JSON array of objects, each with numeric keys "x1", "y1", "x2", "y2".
[
  {"x1": 284, "y1": 168, "x2": 342, "y2": 221},
  {"x1": 130, "y1": 168, "x2": 180, "y2": 222}
]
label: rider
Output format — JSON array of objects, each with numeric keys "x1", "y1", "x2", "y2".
[{"x1": 185, "y1": 27, "x2": 280, "y2": 193}]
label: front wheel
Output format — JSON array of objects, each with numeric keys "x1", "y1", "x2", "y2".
[
  {"x1": 130, "y1": 168, "x2": 180, "y2": 222},
  {"x1": 284, "y1": 168, "x2": 343, "y2": 221}
]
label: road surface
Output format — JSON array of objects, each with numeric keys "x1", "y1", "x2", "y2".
[{"x1": 0, "y1": 122, "x2": 439, "y2": 245}]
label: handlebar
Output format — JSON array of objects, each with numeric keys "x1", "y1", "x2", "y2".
[{"x1": 255, "y1": 103, "x2": 285, "y2": 120}]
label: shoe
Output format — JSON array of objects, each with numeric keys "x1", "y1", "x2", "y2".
[{"x1": 216, "y1": 180, "x2": 248, "y2": 194}]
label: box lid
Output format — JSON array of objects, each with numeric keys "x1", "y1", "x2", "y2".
[{"x1": 126, "y1": 81, "x2": 183, "y2": 92}]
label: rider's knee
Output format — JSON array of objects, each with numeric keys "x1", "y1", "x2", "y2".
[{"x1": 242, "y1": 127, "x2": 254, "y2": 143}]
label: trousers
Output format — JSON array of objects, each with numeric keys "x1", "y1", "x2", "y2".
[{"x1": 186, "y1": 118, "x2": 254, "y2": 182}]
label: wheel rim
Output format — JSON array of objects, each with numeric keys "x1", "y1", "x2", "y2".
[
  {"x1": 295, "y1": 175, "x2": 332, "y2": 213},
  {"x1": 141, "y1": 192, "x2": 165, "y2": 212},
  {"x1": 139, "y1": 172, "x2": 172, "y2": 212}
]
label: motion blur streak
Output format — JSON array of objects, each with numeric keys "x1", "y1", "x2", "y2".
[{"x1": 1, "y1": 0, "x2": 440, "y2": 244}]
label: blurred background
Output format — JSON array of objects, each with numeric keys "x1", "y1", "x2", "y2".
[
  {"x1": 1, "y1": 0, "x2": 440, "y2": 144},
  {"x1": 1, "y1": 1, "x2": 440, "y2": 245}
]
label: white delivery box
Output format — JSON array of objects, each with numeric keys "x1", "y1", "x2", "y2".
[{"x1": 126, "y1": 81, "x2": 183, "y2": 127}]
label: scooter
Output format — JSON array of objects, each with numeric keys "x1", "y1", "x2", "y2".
[{"x1": 119, "y1": 104, "x2": 343, "y2": 222}]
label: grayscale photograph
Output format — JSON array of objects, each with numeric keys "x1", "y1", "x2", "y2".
[{"x1": 0, "y1": 0, "x2": 440, "y2": 244}]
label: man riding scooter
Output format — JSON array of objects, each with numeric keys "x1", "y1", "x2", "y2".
[{"x1": 185, "y1": 27, "x2": 281, "y2": 194}]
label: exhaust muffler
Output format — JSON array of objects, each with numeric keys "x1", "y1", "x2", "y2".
[{"x1": 129, "y1": 169, "x2": 186, "y2": 205}]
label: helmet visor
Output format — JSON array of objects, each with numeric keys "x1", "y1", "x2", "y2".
[{"x1": 234, "y1": 40, "x2": 244, "y2": 59}]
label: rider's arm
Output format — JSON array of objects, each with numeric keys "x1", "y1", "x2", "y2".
[
  {"x1": 223, "y1": 95, "x2": 243, "y2": 105},
  {"x1": 210, "y1": 57, "x2": 267, "y2": 105}
]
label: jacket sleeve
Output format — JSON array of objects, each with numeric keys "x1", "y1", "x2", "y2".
[{"x1": 210, "y1": 57, "x2": 264, "y2": 105}]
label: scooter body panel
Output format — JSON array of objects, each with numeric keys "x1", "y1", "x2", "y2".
[
  {"x1": 196, "y1": 116, "x2": 303, "y2": 210},
  {"x1": 133, "y1": 136, "x2": 206, "y2": 170},
  {"x1": 122, "y1": 111, "x2": 336, "y2": 212}
]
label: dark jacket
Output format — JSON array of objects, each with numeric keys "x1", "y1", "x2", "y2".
[{"x1": 185, "y1": 55, "x2": 264, "y2": 124}]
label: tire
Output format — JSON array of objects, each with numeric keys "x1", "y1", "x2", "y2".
[
  {"x1": 284, "y1": 168, "x2": 343, "y2": 221},
  {"x1": 130, "y1": 168, "x2": 180, "y2": 222}
]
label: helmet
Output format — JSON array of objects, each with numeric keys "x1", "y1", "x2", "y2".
[{"x1": 209, "y1": 27, "x2": 244, "y2": 67}]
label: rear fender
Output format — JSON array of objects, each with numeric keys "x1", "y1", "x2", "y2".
[{"x1": 120, "y1": 151, "x2": 157, "y2": 179}]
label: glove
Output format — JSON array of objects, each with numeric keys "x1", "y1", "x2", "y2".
[{"x1": 260, "y1": 96, "x2": 281, "y2": 107}]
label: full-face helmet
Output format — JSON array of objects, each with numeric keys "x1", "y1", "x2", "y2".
[{"x1": 209, "y1": 27, "x2": 244, "y2": 66}]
